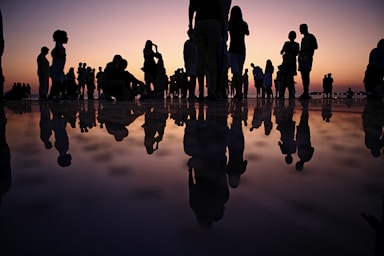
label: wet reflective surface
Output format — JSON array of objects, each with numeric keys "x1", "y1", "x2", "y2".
[{"x1": 0, "y1": 98, "x2": 383, "y2": 256}]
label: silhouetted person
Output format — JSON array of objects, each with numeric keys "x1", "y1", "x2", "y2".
[
  {"x1": 323, "y1": 73, "x2": 333, "y2": 98},
  {"x1": 49, "y1": 30, "x2": 68, "y2": 101},
  {"x1": 362, "y1": 99, "x2": 384, "y2": 157},
  {"x1": 156, "y1": 54, "x2": 168, "y2": 99},
  {"x1": 103, "y1": 55, "x2": 144, "y2": 101},
  {"x1": 362, "y1": 195, "x2": 384, "y2": 256},
  {"x1": 77, "y1": 62, "x2": 87, "y2": 100},
  {"x1": 39, "y1": 102, "x2": 53, "y2": 149},
  {"x1": 242, "y1": 68, "x2": 248, "y2": 98},
  {"x1": 0, "y1": 103, "x2": 11, "y2": 206},
  {"x1": 364, "y1": 39, "x2": 384, "y2": 97},
  {"x1": 228, "y1": 5, "x2": 249, "y2": 100},
  {"x1": 280, "y1": 31, "x2": 299, "y2": 99},
  {"x1": 227, "y1": 101, "x2": 247, "y2": 188},
  {"x1": 251, "y1": 63, "x2": 263, "y2": 99},
  {"x1": 298, "y1": 23, "x2": 318, "y2": 100},
  {"x1": 96, "y1": 66, "x2": 104, "y2": 99},
  {"x1": 49, "y1": 103, "x2": 72, "y2": 167},
  {"x1": 0, "y1": 9, "x2": 4, "y2": 102},
  {"x1": 189, "y1": 0, "x2": 225, "y2": 100},
  {"x1": 86, "y1": 67, "x2": 95, "y2": 100},
  {"x1": 346, "y1": 87, "x2": 354, "y2": 99},
  {"x1": 263, "y1": 60, "x2": 274, "y2": 99},
  {"x1": 66, "y1": 67, "x2": 78, "y2": 99},
  {"x1": 183, "y1": 28, "x2": 198, "y2": 99},
  {"x1": 143, "y1": 40, "x2": 161, "y2": 97},
  {"x1": 295, "y1": 100, "x2": 314, "y2": 171},
  {"x1": 37, "y1": 46, "x2": 50, "y2": 100},
  {"x1": 275, "y1": 99, "x2": 296, "y2": 165}
]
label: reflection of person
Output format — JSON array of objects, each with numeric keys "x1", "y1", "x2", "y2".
[
  {"x1": 295, "y1": 100, "x2": 314, "y2": 171},
  {"x1": 0, "y1": 104, "x2": 11, "y2": 205},
  {"x1": 39, "y1": 102, "x2": 53, "y2": 149},
  {"x1": 275, "y1": 99, "x2": 296, "y2": 164},
  {"x1": 361, "y1": 195, "x2": 384, "y2": 256},
  {"x1": 227, "y1": 101, "x2": 247, "y2": 188},
  {"x1": 362, "y1": 99, "x2": 384, "y2": 158},
  {"x1": 49, "y1": 103, "x2": 72, "y2": 167},
  {"x1": 298, "y1": 23, "x2": 318, "y2": 100},
  {"x1": 37, "y1": 46, "x2": 50, "y2": 100},
  {"x1": 142, "y1": 104, "x2": 167, "y2": 154},
  {"x1": 186, "y1": 102, "x2": 229, "y2": 229}
]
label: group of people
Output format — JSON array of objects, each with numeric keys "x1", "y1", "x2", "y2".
[{"x1": 33, "y1": 1, "x2": 384, "y2": 102}]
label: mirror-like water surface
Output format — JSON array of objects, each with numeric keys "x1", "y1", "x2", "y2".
[{"x1": 0, "y1": 98, "x2": 383, "y2": 256}]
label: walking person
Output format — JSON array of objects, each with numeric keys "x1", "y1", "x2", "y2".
[
  {"x1": 37, "y1": 46, "x2": 50, "y2": 100},
  {"x1": 228, "y1": 5, "x2": 249, "y2": 100},
  {"x1": 298, "y1": 23, "x2": 318, "y2": 99}
]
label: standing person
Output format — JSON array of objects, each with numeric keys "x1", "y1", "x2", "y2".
[
  {"x1": 228, "y1": 5, "x2": 249, "y2": 100},
  {"x1": 263, "y1": 59, "x2": 274, "y2": 99},
  {"x1": 143, "y1": 40, "x2": 160, "y2": 98},
  {"x1": 96, "y1": 66, "x2": 104, "y2": 99},
  {"x1": 37, "y1": 46, "x2": 50, "y2": 100},
  {"x1": 323, "y1": 73, "x2": 333, "y2": 98},
  {"x1": 49, "y1": 29, "x2": 68, "y2": 101},
  {"x1": 0, "y1": 9, "x2": 4, "y2": 102},
  {"x1": 242, "y1": 68, "x2": 248, "y2": 98},
  {"x1": 189, "y1": 0, "x2": 225, "y2": 100},
  {"x1": 298, "y1": 23, "x2": 318, "y2": 100},
  {"x1": 77, "y1": 62, "x2": 87, "y2": 100},
  {"x1": 280, "y1": 31, "x2": 299, "y2": 99},
  {"x1": 364, "y1": 39, "x2": 384, "y2": 97},
  {"x1": 183, "y1": 28, "x2": 198, "y2": 99},
  {"x1": 251, "y1": 63, "x2": 263, "y2": 98}
]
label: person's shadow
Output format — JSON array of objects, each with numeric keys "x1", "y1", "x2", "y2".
[{"x1": 0, "y1": 103, "x2": 11, "y2": 206}]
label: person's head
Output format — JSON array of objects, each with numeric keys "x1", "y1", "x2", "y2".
[
  {"x1": 230, "y1": 5, "x2": 243, "y2": 22},
  {"x1": 145, "y1": 40, "x2": 153, "y2": 49},
  {"x1": 53, "y1": 30, "x2": 68, "y2": 44},
  {"x1": 377, "y1": 39, "x2": 384, "y2": 49},
  {"x1": 299, "y1": 24, "x2": 308, "y2": 35},
  {"x1": 288, "y1": 31, "x2": 296, "y2": 41},
  {"x1": 41, "y1": 46, "x2": 49, "y2": 55},
  {"x1": 251, "y1": 63, "x2": 255, "y2": 68}
]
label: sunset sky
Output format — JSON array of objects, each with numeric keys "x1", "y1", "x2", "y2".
[{"x1": 1, "y1": 0, "x2": 383, "y2": 95}]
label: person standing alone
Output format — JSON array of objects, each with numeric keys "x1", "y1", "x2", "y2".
[{"x1": 37, "y1": 46, "x2": 50, "y2": 100}]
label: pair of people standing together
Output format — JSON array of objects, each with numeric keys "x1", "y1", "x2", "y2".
[{"x1": 188, "y1": 0, "x2": 249, "y2": 100}]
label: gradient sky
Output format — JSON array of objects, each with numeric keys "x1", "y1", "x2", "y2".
[{"x1": 1, "y1": 0, "x2": 383, "y2": 94}]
